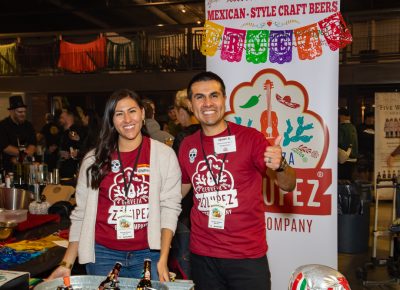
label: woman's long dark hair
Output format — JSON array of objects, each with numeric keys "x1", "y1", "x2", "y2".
[{"x1": 87, "y1": 89, "x2": 143, "y2": 189}]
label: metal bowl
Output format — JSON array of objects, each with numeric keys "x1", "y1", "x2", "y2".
[
  {"x1": 0, "y1": 187, "x2": 32, "y2": 210},
  {"x1": 0, "y1": 221, "x2": 17, "y2": 240},
  {"x1": 35, "y1": 276, "x2": 194, "y2": 290}
]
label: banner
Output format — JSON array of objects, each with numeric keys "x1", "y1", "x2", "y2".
[
  {"x1": 205, "y1": 0, "x2": 347, "y2": 288},
  {"x1": 374, "y1": 93, "x2": 400, "y2": 199}
]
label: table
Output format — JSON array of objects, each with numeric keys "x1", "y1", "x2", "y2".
[{"x1": 4, "y1": 216, "x2": 70, "y2": 278}]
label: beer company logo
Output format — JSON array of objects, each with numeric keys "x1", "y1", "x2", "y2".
[
  {"x1": 226, "y1": 68, "x2": 331, "y2": 216},
  {"x1": 192, "y1": 154, "x2": 238, "y2": 214},
  {"x1": 108, "y1": 165, "x2": 150, "y2": 230}
]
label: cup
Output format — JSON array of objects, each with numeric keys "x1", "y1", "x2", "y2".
[
  {"x1": 53, "y1": 169, "x2": 60, "y2": 184},
  {"x1": 48, "y1": 172, "x2": 54, "y2": 184},
  {"x1": 169, "y1": 272, "x2": 176, "y2": 282}
]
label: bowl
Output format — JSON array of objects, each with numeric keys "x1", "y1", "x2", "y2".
[
  {"x1": 0, "y1": 187, "x2": 32, "y2": 210},
  {"x1": 0, "y1": 221, "x2": 17, "y2": 240}
]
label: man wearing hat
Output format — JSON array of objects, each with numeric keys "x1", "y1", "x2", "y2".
[{"x1": 0, "y1": 95, "x2": 36, "y2": 173}]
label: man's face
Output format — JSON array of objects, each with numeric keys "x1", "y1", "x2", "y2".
[
  {"x1": 168, "y1": 108, "x2": 177, "y2": 121},
  {"x1": 11, "y1": 107, "x2": 27, "y2": 124},
  {"x1": 59, "y1": 112, "x2": 70, "y2": 129},
  {"x1": 190, "y1": 80, "x2": 226, "y2": 131}
]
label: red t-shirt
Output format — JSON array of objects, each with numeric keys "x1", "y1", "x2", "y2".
[
  {"x1": 179, "y1": 122, "x2": 270, "y2": 259},
  {"x1": 95, "y1": 137, "x2": 151, "y2": 251}
]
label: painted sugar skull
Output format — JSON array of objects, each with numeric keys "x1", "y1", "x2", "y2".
[{"x1": 288, "y1": 264, "x2": 351, "y2": 290}]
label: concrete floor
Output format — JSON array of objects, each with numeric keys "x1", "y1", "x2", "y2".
[{"x1": 339, "y1": 200, "x2": 400, "y2": 289}]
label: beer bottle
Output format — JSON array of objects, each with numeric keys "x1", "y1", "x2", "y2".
[
  {"x1": 98, "y1": 262, "x2": 122, "y2": 290},
  {"x1": 136, "y1": 259, "x2": 152, "y2": 290}
]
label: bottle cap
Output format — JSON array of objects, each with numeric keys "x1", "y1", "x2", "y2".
[{"x1": 63, "y1": 276, "x2": 71, "y2": 286}]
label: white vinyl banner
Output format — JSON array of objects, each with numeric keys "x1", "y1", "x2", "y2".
[
  {"x1": 204, "y1": 0, "x2": 344, "y2": 288},
  {"x1": 374, "y1": 93, "x2": 400, "y2": 200}
]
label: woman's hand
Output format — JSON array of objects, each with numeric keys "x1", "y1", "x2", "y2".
[
  {"x1": 157, "y1": 259, "x2": 170, "y2": 282},
  {"x1": 47, "y1": 266, "x2": 71, "y2": 281}
]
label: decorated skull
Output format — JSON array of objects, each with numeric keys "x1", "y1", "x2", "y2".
[
  {"x1": 288, "y1": 264, "x2": 351, "y2": 290},
  {"x1": 111, "y1": 159, "x2": 121, "y2": 173}
]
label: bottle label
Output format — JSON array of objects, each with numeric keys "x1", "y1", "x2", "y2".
[{"x1": 116, "y1": 211, "x2": 135, "y2": 239}]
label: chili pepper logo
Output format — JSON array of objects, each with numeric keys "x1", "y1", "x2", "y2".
[{"x1": 239, "y1": 94, "x2": 261, "y2": 109}]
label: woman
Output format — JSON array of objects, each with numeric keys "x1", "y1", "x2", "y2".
[
  {"x1": 172, "y1": 89, "x2": 200, "y2": 154},
  {"x1": 48, "y1": 89, "x2": 182, "y2": 281}
]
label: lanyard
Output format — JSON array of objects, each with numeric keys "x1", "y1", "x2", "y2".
[
  {"x1": 116, "y1": 139, "x2": 143, "y2": 206},
  {"x1": 200, "y1": 123, "x2": 231, "y2": 196}
]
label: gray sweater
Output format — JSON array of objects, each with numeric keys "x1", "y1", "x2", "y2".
[
  {"x1": 145, "y1": 118, "x2": 174, "y2": 143},
  {"x1": 69, "y1": 138, "x2": 182, "y2": 264}
]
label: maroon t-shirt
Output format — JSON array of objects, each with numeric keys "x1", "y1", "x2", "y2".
[
  {"x1": 95, "y1": 137, "x2": 151, "y2": 251},
  {"x1": 179, "y1": 122, "x2": 270, "y2": 259}
]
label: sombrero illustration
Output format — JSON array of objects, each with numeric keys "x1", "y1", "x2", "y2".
[{"x1": 276, "y1": 94, "x2": 300, "y2": 109}]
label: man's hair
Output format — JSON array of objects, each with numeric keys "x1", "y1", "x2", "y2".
[
  {"x1": 187, "y1": 71, "x2": 226, "y2": 99},
  {"x1": 365, "y1": 111, "x2": 374, "y2": 119},
  {"x1": 142, "y1": 100, "x2": 154, "y2": 119},
  {"x1": 338, "y1": 107, "x2": 350, "y2": 117}
]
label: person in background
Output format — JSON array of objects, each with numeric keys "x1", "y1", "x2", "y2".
[
  {"x1": 178, "y1": 72, "x2": 296, "y2": 290},
  {"x1": 172, "y1": 89, "x2": 200, "y2": 154},
  {"x1": 357, "y1": 111, "x2": 374, "y2": 181},
  {"x1": 37, "y1": 113, "x2": 62, "y2": 171},
  {"x1": 142, "y1": 98, "x2": 174, "y2": 145},
  {"x1": 338, "y1": 107, "x2": 358, "y2": 181},
  {"x1": 48, "y1": 89, "x2": 181, "y2": 281},
  {"x1": 0, "y1": 95, "x2": 36, "y2": 173},
  {"x1": 79, "y1": 108, "x2": 101, "y2": 158},
  {"x1": 165, "y1": 105, "x2": 182, "y2": 137},
  {"x1": 58, "y1": 108, "x2": 84, "y2": 179},
  {"x1": 168, "y1": 89, "x2": 200, "y2": 279}
]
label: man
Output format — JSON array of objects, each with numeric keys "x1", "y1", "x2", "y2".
[
  {"x1": 58, "y1": 109, "x2": 84, "y2": 179},
  {"x1": 338, "y1": 107, "x2": 358, "y2": 180},
  {"x1": 142, "y1": 99, "x2": 174, "y2": 145},
  {"x1": 357, "y1": 111, "x2": 374, "y2": 181},
  {"x1": 178, "y1": 72, "x2": 296, "y2": 290},
  {"x1": 38, "y1": 113, "x2": 62, "y2": 171},
  {"x1": 166, "y1": 104, "x2": 182, "y2": 137},
  {"x1": 0, "y1": 95, "x2": 36, "y2": 173}
]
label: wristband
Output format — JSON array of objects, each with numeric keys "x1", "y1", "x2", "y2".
[
  {"x1": 276, "y1": 158, "x2": 289, "y2": 172},
  {"x1": 59, "y1": 260, "x2": 73, "y2": 270}
]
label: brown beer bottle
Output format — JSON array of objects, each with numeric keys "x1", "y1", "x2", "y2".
[
  {"x1": 98, "y1": 262, "x2": 122, "y2": 290},
  {"x1": 136, "y1": 259, "x2": 152, "y2": 290}
]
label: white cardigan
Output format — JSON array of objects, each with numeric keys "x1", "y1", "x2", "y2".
[{"x1": 69, "y1": 138, "x2": 182, "y2": 264}]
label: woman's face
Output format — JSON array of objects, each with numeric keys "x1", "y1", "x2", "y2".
[
  {"x1": 176, "y1": 107, "x2": 188, "y2": 126},
  {"x1": 113, "y1": 96, "x2": 144, "y2": 143}
]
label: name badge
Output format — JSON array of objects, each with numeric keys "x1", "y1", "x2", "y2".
[
  {"x1": 208, "y1": 203, "x2": 226, "y2": 230},
  {"x1": 213, "y1": 135, "x2": 236, "y2": 154},
  {"x1": 116, "y1": 211, "x2": 135, "y2": 239}
]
